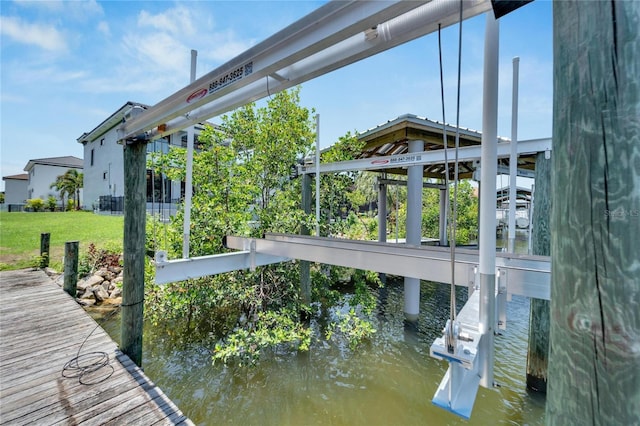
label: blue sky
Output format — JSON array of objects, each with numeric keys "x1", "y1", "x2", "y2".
[{"x1": 0, "y1": 0, "x2": 553, "y2": 191}]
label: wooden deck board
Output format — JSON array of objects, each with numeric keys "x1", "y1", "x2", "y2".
[{"x1": 0, "y1": 269, "x2": 193, "y2": 426}]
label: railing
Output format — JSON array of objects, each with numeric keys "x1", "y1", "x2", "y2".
[{"x1": 98, "y1": 196, "x2": 124, "y2": 214}]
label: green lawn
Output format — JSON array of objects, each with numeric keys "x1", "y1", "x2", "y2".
[{"x1": 0, "y1": 211, "x2": 124, "y2": 271}]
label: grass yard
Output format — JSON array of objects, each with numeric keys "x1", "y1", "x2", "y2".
[{"x1": 0, "y1": 211, "x2": 124, "y2": 271}]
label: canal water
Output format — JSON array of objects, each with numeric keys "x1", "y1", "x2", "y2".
[{"x1": 97, "y1": 265, "x2": 545, "y2": 425}]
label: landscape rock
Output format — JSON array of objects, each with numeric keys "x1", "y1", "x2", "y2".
[
  {"x1": 113, "y1": 276, "x2": 123, "y2": 285},
  {"x1": 75, "y1": 298, "x2": 96, "y2": 307},
  {"x1": 81, "y1": 290, "x2": 95, "y2": 300},
  {"x1": 110, "y1": 287, "x2": 122, "y2": 298},
  {"x1": 95, "y1": 268, "x2": 110, "y2": 278},
  {"x1": 92, "y1": 286, "x2": 110, "y2": 302},
  {"x1": 77, "y1": 274, "x2": 104, "y2": 291}
]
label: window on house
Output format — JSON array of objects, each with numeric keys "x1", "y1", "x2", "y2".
[
  {"x1": 91, "y1": 149, "x2": 95, "y2": 166},
  {"x1": 100, "y1": 138, "x2": 104, "y2": 146},
  {"x1": 103, "y1": 171, "x2": 108, "y2": 180}
]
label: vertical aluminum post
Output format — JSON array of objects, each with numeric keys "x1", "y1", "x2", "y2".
[
  {"x1": 478, "y1": 12, "x2": 499, "y2": 389},
  {"x1": 315, "y1": 114, "x2": 321, "y2": 236},
  {"x1": 439, "y1": 187, "x2": 448, "y2": 246},
  {"x1": 508, "y1": 56, "x2": 520, "y2": 253},
  {"x1": 183, "y1": 49, "x2": 197, "y2": 258},
  {"x1": 378, "y1": 179, "x2": 387, "y2": 243},
  {"x1": 404, "y1": 139, "x2": 424, "y2": 321}
]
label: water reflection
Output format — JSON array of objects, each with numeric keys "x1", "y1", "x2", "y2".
[{"x1": 98, "y1": 273, "x2": 545, "y2": 425}]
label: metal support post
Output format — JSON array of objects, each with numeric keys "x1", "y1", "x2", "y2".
[
  {"x1": 478, "y1": 12, "x2": 499, "y2": 389},
  {"x1": 378, "y1": 178, "x2": 387, "y2": 243},
  {"x1": 182, "y1": 49, "x2": 198, "y2": 259},
  {"x1": 439, "y1": 187, "x2": 448, "y2": 246},
  {"x1": 404, "y1": 139, "x2": 424, "y2": 322},
  {"x1": 508, "y1": 56, "x2": 519, "y2": 253}
]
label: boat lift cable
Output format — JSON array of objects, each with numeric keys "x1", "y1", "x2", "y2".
[
  {"x1": 437, "y1": 0, "x2": 465, "y2": 357},
  {"x1": 451, "y1": 0, "x2": 465, "y2": 326},
  {"x1": 437, "y1": 22, "x2": 454, "y2": 323}
]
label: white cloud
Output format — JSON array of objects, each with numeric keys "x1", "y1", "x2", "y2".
[
  {"x1": 122, "y1": 32, "x2": 190, "y2": 75},
  {"x1": 207, "y1": 29, "x2": 254, "y2": 62},
  {"x1": 0, "y1": 93, "x2": 29, "y2": 104},
  {"x1": 137, "y1": 5, "x2": 197, "y2": 37},
  {"x1": 0, "y1": 16, "x2": 67, "y2": 52},
  {"x1": 12, "y1": 0, "x2": 103, "y2": 20},
  {"x1": 97, "y1": 21, "x2": 110, "y2": 37}
]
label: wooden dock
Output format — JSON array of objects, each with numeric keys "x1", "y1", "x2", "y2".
[{"x1": 0, "y1": 269, "x2": 193, "y2": 425}]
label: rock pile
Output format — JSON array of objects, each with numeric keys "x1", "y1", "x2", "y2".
[
  {"x1": 46, "y1": 266, "x2": 123, "y2": 307},
  {"x1": 75, "y1": 266, "x2": 123, "y2": 306}
]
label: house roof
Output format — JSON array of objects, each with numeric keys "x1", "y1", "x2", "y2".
[
  {"x1": 77, "y1": 100, "x2": 216, "y2": 144},
  {"x1": 355, "y1": 114, "x2": 537, "y2": 179},
  {"x1": 77, "y1": 101, "x2": 149, "y2": 144},
  {"x1": 24, "y1": 156, "x2": 83, "y2": 172},
  {"x1": 2, "y1": 173, "x2": 28, "y2": 181},
  {"x1": 496, "y1": 185, "x2": 532, "y2": 203}
]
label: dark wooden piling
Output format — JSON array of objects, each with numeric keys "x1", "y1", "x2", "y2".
[
  {"x1": 63, "y1": 241, "x2": 79, "y2": 297},
  {"x1": 122, "y1": 141, "x2": 147, "y2": 367},
  {"x1": 299, "y1": 173, "x2": 312, "y2": 306},
  {"x1": 547, "y1": 1, "x2": 640, "y2": 423},
  {"x1": 40, "y1": 232, "x2": 50, "y2": 268},
  {"x1": 526, "y1": 152, "x2": 550, "y2": 393}
]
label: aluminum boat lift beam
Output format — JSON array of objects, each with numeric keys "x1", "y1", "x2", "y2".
[
  {"x1": 156, "y1": 233, "x2": 550, "y2": 301},
  {"x1": 118, "y1": 0, "x2": 493, "y2": 141},
  {"x1": 299, "y1": 138, "x2": 551, "y2": 176}
]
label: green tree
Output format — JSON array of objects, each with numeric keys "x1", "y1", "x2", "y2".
[
  {"x1": 146, "y1": 88, "x2": 379, "y2": 365},
  {"x1": 147, "y1": 87, "x2": 321, "y2": 363},
  {"x1": 50, "y1": 169, "x2": 83, "y2": 211},
  {"x1": 421, "y1": 180, "x2": 478, "y2": 244}
]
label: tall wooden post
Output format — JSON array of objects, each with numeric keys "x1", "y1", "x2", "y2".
[
  {"x1": 63, "y1": 241, "x2": 79, "y2": 297},
  {"x1": 121, "y1": 141, "x2": 147, "y2": 367},
  {"x1": 526, "y1": 152, "x2": 550, "y2": 392},
  {"x1": 40, "y1": 233, "x2": 50, "y2": 268},
  {"x1": 547, "y1": 1, "x2": 640, "y2": 423},
  {"x1": 299, "y1": 173, "x2": 312, "y2": 306}
]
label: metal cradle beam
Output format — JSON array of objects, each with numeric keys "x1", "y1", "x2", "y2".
[
  {"x1": 155, "y1": 233, "x2": 550, "y2": 300},
  {"x1": 119, "y1": 0, "x2": 493, "y2": 141},
  {"x1": 154, "y1": 249, "x2": 289, "y2": 285},
  {"x1": 156, "y1": 233, "x2": 550, "y2": 300},
  {"x1": 300, "y1": 138, "x2": 551, "y2": 175}
]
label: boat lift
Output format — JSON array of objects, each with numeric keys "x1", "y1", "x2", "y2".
[{"x1": 119, "y1": 0, "x2": 542, "y2": 419}]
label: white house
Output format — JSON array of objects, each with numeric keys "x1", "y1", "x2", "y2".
[
  {"x1": 2, "y1": 173, "x2": 28, "y2": 210},
  {"x1": 24, "y1": 156, "x2": 83, "y2": 205},
  {"x1": 77, "y1": 101, "x2": 210, "y2": 214}
]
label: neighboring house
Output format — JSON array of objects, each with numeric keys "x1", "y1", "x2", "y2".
[
  {"x1": 77, "y1": 101, "x2": 210, "y2": 214},
  {"x1": 2, "y1": 173, "x2": 28, "y2": 211},
  {"x1": 24, "y1": 156, "x2": 83, "y2": 206}
]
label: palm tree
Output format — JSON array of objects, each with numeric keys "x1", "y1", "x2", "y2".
[
  {"x1": 50, "y1": 175, "x2": 69, "y2": 211},
  {"x1": 50, "y1": 169, "x2": 83, "y2": 210},
  {"x1": 65, "y1": 169, "x2": 83, "y2": 210}
]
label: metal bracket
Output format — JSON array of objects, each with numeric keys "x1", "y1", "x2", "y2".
[{"x1": 496, "y1": 268, "x2": 507, "y2": 331}]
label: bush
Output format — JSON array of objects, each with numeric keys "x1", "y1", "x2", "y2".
[
  {"x1": 46, "y1": 196, "x2": 57, "y2": 212},
  {"x1": 66, "y1": 199, "x2": 75, "y2": 211},
  {"x1": 26, "y1": 198, "x2": 45, "y2": 212}
]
